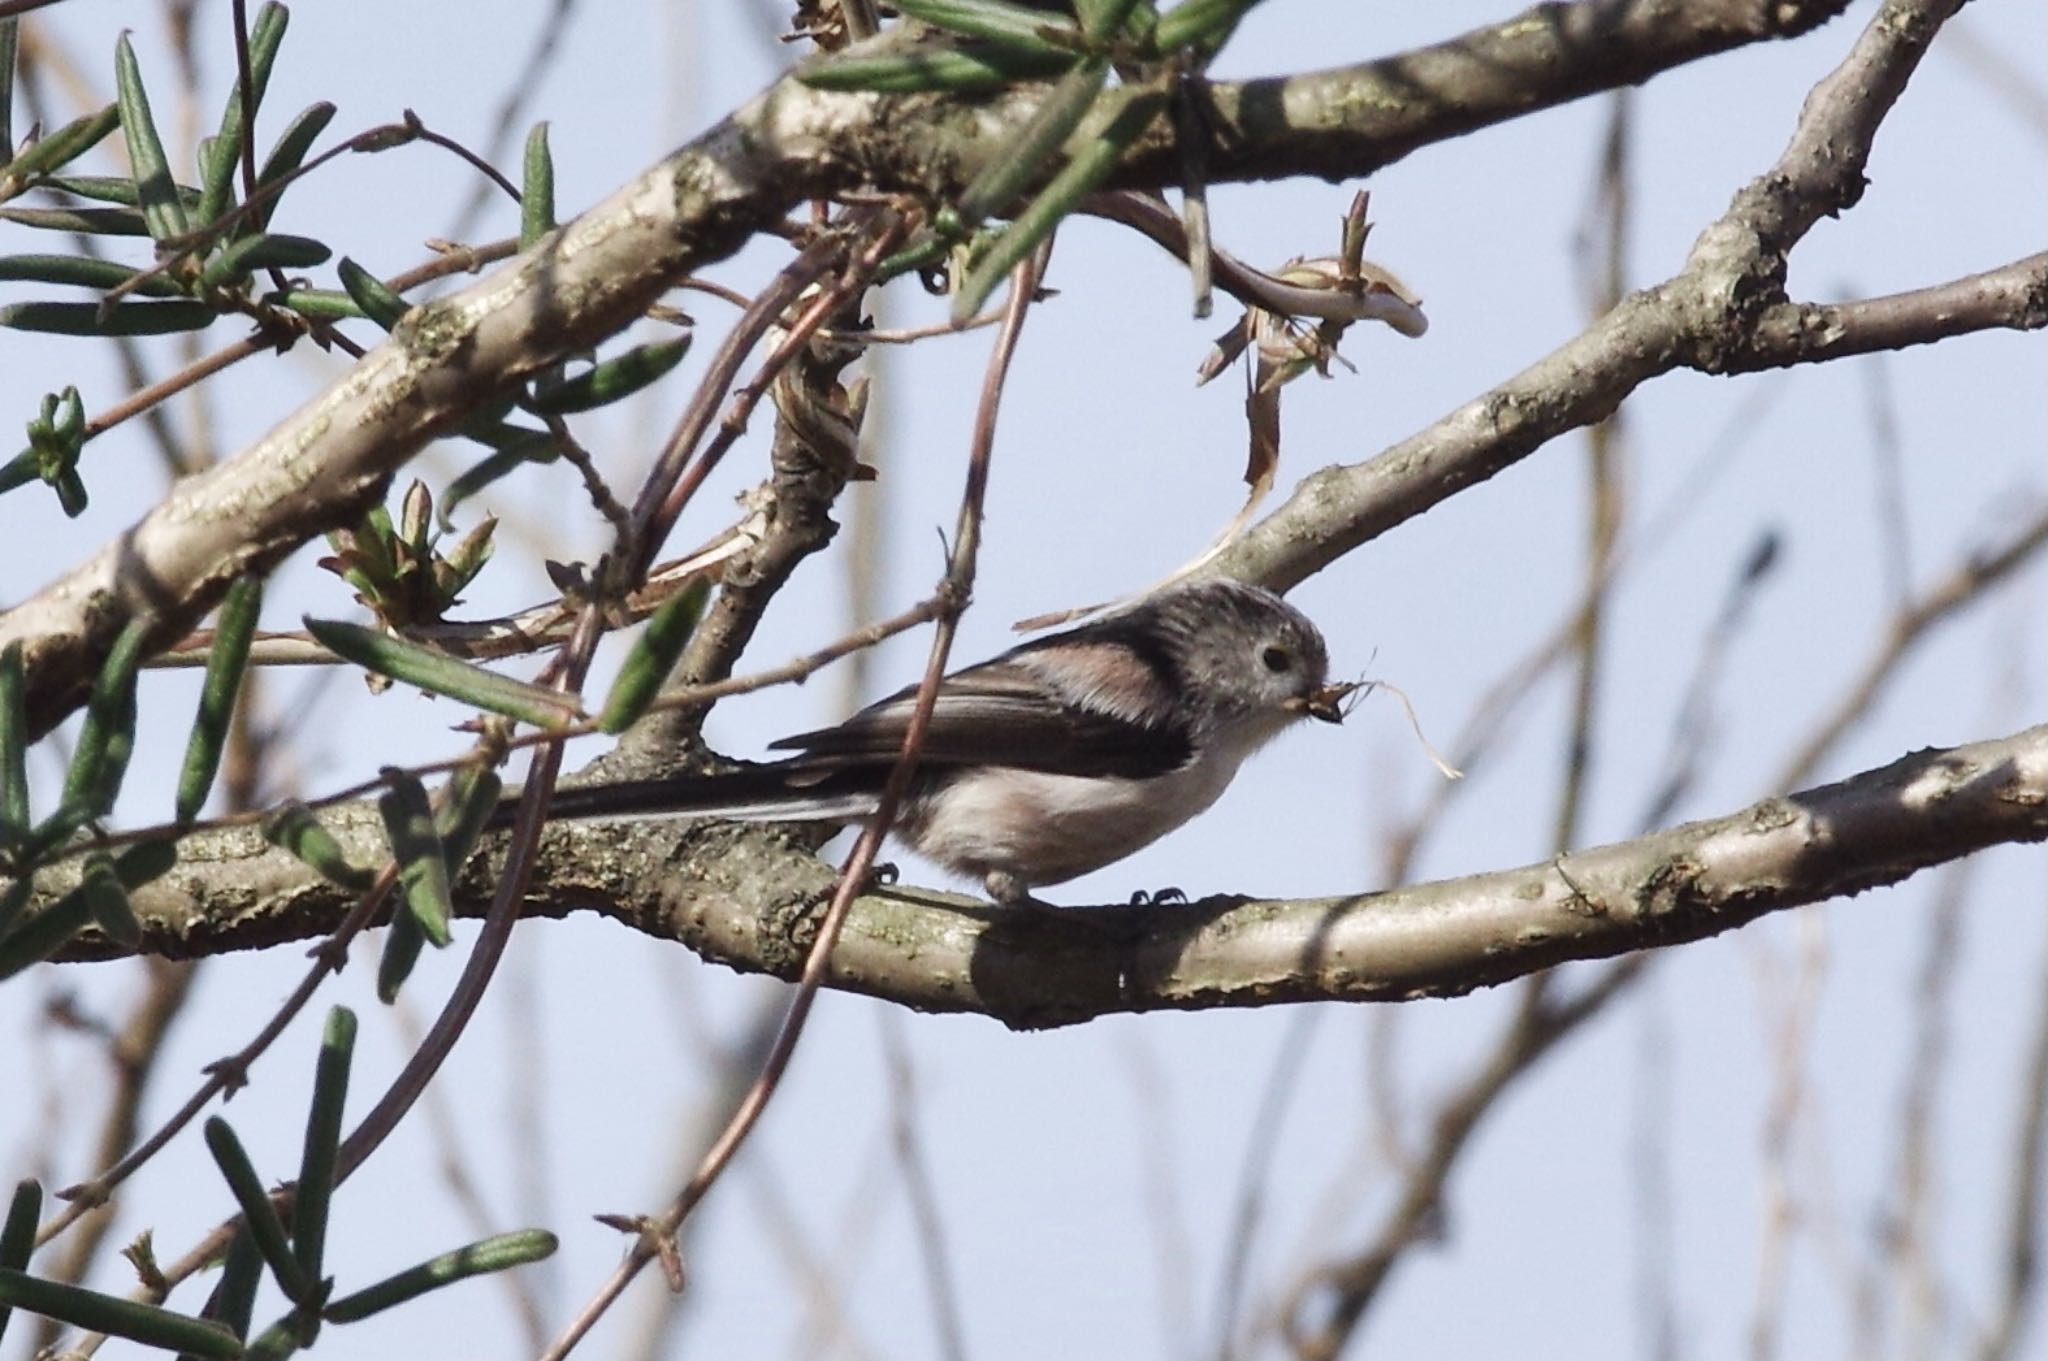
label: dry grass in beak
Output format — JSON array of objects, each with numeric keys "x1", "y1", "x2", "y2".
[{"x1": 1295, "y1": 681, "x2": 1363, "y2": 724}]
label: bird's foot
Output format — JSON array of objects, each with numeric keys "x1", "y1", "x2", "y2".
[
  {"x1": 981, "y1": 871, "x2": 1144, "y2": 940},
  {"x1": 1128, "y1": 886, "x2": 1188, "y2": 907}
]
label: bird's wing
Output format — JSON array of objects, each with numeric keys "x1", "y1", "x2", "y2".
[{"x1": 769, "y1": 657, "x2": 1191, "y2": 779}]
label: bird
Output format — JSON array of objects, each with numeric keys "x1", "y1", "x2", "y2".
[{"x1": 522, "y1": 578, "x2": 1348, "y2": 906}]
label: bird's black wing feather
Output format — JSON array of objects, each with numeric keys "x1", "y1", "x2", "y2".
[{"x1": 769, "y1": 658, "x2": 1191, "y2": 779}]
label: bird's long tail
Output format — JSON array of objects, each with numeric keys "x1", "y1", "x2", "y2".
[{"x1": 487, "y1": 766, "x2": 882, "y2": 831}]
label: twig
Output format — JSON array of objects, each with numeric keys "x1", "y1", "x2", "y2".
[
  {"x1": 381, "y1": 945, "x2": 554, "y2": 1353},
  {"x1": 626, "y1": 231, "x2": 849, "y2": 577},
  {"x1": 1282, "y1": 964, "x2": 1642, "y2": 1360},
  {"x1": 1554, "y1": 88, "x2": 1631, "y2": 856},
  {"x1": 1081, "y1": 191, "x2": 1427, "y2": 334},
  {"x1": 442, "y1": 0, "x2": 581, "y2": 245},
  {"x1": 1209, "y1": 1008, "x2": 1321, "y2": 1361},
  {"x1": 2, "y1": 0, "x2": 2000, "y2": 737},
  {"x1": 1974, "y1": 906, "x2": 2048, "y2": 1361},
  {"x1": 32, "y1": 869, "x2": 399, "y2": 1252},
  {"x1": 31, "y1": 958, "x2": 200, "y2": 1343},
  {"x1": 1773, "y1": 503, "x2": 2048, "y2": 789},
  {"x1": 878, "y1": 1008, "x2": 970, "y2": 1361},
  {"x1": 537, "y1": 244, "x2": 1044, "y2": 1361},
  {"x1": 1745, "y1": 912, "x2": 1828, "y2": 1361},
  {"x1": 640, "y1": 214, "x2": 907, "y2": 573}
]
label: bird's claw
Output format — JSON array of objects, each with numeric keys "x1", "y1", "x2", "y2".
[{"x1": 1128, "y1": 886, "x2": 1188, "y2": 906}]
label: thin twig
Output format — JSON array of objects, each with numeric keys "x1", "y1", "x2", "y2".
[
  {"x1": 878, "y1": 1008, "x2": 971, "y2": 1361},
  {"x1": 1975, "y1": 900, "x2": 2048, "y2": 1361},
  {"x1": 1082, "y1": 191, "x2": 1428, "y2": 335},
  {"x1": 442, "y1": 0, "x2": 580, "y2": 245},
  {"x1": 538, "y1": 245, "x2": 1044, "y2": 1361},
  {"x1": 32, "y1": 869, "x2": 399, "y2": 1250},
  {"x1": 1774, "y1": 504, "x2": 2048, "y2": 790},
  {"x1": 641, "y1": 215, "x2": 907, "y2": 572},
  {"x1": 1209, "y1": 1008, "x2": 1321, "y2": 1361}
]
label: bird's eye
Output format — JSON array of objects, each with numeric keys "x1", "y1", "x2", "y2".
[{"x1": 1261, "y1": 646, "x2": 1292, "y2": 673}]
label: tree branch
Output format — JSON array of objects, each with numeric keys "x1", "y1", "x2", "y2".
[
  {"x1": 1213, "y1": 0, "x2": 2035, "y2": 592},
  {"x1": 1175, "y1": 0, "x2": 1851, "y2": 187},
  {"x1": 1739, "y1": 254, "x2": 2048, "y2": 369},
  {"x1": 39, "y1": 722, "x2": 2048, "y2": 1031},
  {"x1": 0, "y1": 0, "x2": 1863, "y2": 732}
]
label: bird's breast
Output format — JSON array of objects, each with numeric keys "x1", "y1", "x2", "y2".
[{"x1": 897, "y1": 755, "x2": 1242, "y2": 888}]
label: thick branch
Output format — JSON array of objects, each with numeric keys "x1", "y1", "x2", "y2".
[
  {"x1": 0, "y1": 0, "x2": 1859, "y2": 732},
  {"x1": 1175, "y1": 0, "x2": 1851, "y2": 186},
  {"x1": 1739, "y1": 254, "x2": 2048, "y2": 368},
  {"x1": 42, "y1": 723, "x2": 2048, "y2": 1031},
  {"x1": 1212, "y1": 0, "x2": 2040, "y2": 592}
]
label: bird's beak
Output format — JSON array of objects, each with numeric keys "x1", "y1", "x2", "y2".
[{"x1": 1293, "y1": 683, "x2": 1352, "y2": 725}]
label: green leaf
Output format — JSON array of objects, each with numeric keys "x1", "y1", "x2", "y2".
[
  {"x1": 198, "y1": 2, "x2": 291, "y2": 228},
  {"x1": 374, "y1": 907, "x2": 425, "y2": 1004},
  {"x1": 529, "y1": 336, "x2": 692, "y2": 414},
  {"x1": 117, "y1": 837, "x2": 178, "y2": 886},
  {"x1": 0, "y1": 1178, "x2": 41, "y2": 1350},
  {"x1": 432, "y1": 514, "x2": 496, "y2": 594},
  {"x1": 247, "y1": 102, "x2": 335, "y2": 235},
  {"x1": 196, "y1": 1229, "x2": 264, "y2": 1347},
  {"x1": 79, "y1": 850, "x2": 141, "y2": 949},
  {"x1": 0, "y1": 19, "x2": 19, "y2": 166},
  {"x1": 1152, "y1": 0, "x2": 1264, "y2": 52},
  {"x1": 58, "y1": 618, "x2": 149, "y2": 824},
  {"x1": 268, "y1": 287, "x2": 361, "y2": 321},
  {"x1": 114, "y1": 33, "x2": 191, "y2": 242},
  {"x1": 291, "y1": 1006, "x2": 355, "y2": 1290},
  {"x1": 259, "y1": 801, "x2": 373, "y2": 891},
  {"x1": 0, "y1": 205, "x2": 152, "y2": 236},
  {"x1": 0, "y1": 1269, "x2": 242, "y2": 1359},
  {"x1": 0, "y1": 841, "x2": 174, "y2": 978},
  {"x1": 599, "y1": 577, "x2": 711, "y2": 733},
  {"x1": 398, "y1": 479, "x2": 431, "y2": 558},
  {"x1": 0, "y1": 451, "x2": 32, "y2": 498},
  {"x1": 519, "y1": 121, "x2": 553, "y2": 250},
  {"x1": 321, "y1": 1230, "x2": 558, "y2": 1323},
  {"x1": 377, "y1": 773, "x2": 452, "y2": 948},
  {"x1": 202, "y1": 1118, "x2": 314, "y2": 1306},
  {"x1": 0, "y1": 877, "x2": 32, "y2": 948},
  {"x1": 436, "y1": 768, "x2": 502, "y2": 872},
  {"x1": 176, "y1": 576, "x2": 263, "y2": 823},
  {"x1": 797, "y1": 42, "x2": 1071, "y2": 93},
  {"x1": 438, "y1": 434, "x2": 558, "y2": 521},
  {"x1": 1076, "y1": 0, "x2": 1150, "y2": 41},
  {"x1": 199, "y1": 233, "x2": 330, "y2": 288},
  {"x1": 895, "y1": 0, "x2": 1078, "y2": 54},
  {"x1": 0, "y1": 642, "x2": 28, "y2": 851},
  {"x1": 334, "y1": 257, "x2": 407, "y2": 331},
  {"x1": 953, "y1": 85, "x2": 1168, "y2": 321},
  {"x1": 9, "y1": 386, "x2": 94, "y2": 516},
  {"x1": 0, "y1": 104, "x2": 119, "y2": 185},
  {"x1": 380, "y1": 759, "x2": 494, "y2": 1007},
  {"x1": 953, "y1": 57, "x2": 1109, "y2": 230},
  {"x1": 240, "y1": 1312, "x2": 312, "y2": 1361},
  {"x1": 0, "y1": 253, "x2": 183, "y2": 296},
  {"x1": 456, "y1": 419, "x2": 554, "y2": 455},
  {"x1": 304, "y1": 617, "x2": 582, "y2": 728},
  {"x1": 40, "y1": 173, "x2": 201, "y2": 207},
  {"x1": 0, "y1": 299, "x2": 216, "y2": 336},
  {"x1": 52, "y1": 469, "x2": 87, "y2": 517},
  {"x1": 0, "y1": 1180, "x2": 37, "y2": 1270}
]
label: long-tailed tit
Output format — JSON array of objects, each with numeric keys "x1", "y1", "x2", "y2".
[{"x1": 525, "y1": 578, "x2": 1347, "y2": 905}]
